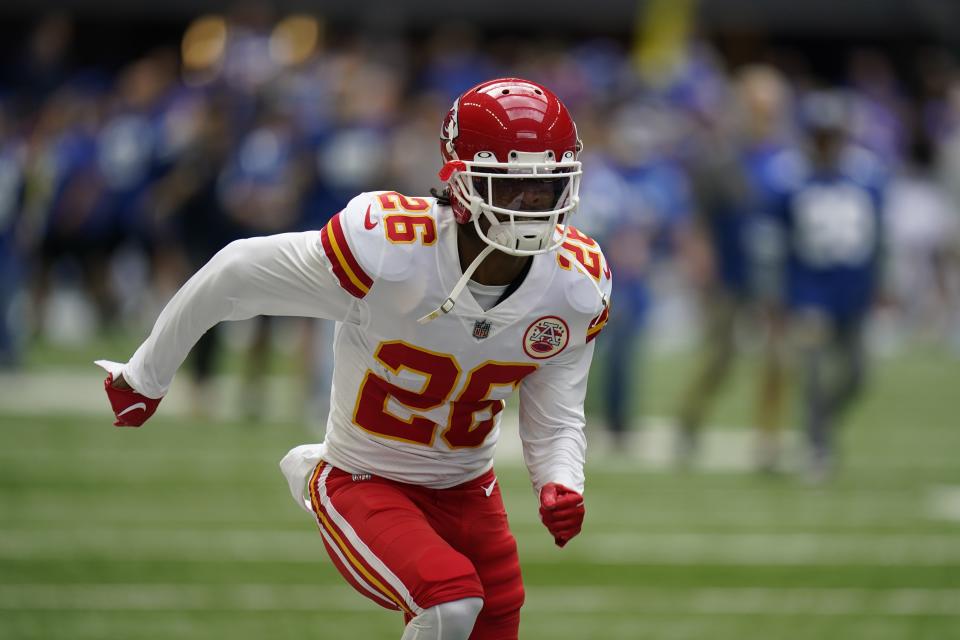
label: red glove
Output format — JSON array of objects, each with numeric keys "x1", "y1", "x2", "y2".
[
  {"x1": 539, "y1": 483, "x2": 585, "y2": 548},
  {"x1": 101, "y1": 371, "x2": 162, "y2": 427}
]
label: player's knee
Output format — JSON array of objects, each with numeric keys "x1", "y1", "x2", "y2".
[
  {"x1": 410, "y1": 545, "x2": 483, "y2": 607},
  {"x1": 437, "y1": 597, "x2": 484, "y2": 638},
  {"x1": 402, "y1": 597, "x2": 483, "y2": 640},
  {"x1": 468, "y1": 585, "x2": 523, "y2": 640},
  {"x1": 483, "y1": 580, "x2": 524, "y2": 619},
  {"x1": 473, "y1": 537, "x2": 524, "y2": 623}
]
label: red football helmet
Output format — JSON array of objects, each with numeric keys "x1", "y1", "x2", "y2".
[{"x1": 438, "y1": 78, "x2": 582, "y2": 256}]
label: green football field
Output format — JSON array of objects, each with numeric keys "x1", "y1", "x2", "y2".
[{"x1": 1, "y1": 342, "x2": 959, "y2": 639}]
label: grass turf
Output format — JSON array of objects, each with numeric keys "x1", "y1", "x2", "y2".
[{"x1": 1, "y1": 343, "x2": 959, "y2": 639}]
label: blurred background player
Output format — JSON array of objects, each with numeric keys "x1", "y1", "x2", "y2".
[
  {"x1": 674, "y1": 65, "x2": 795, "y2": 471},
  {"x1": 884, "y1": 136, "x2": 960, "y2": 348},
  {"x1": 775, "y1": 90, "x2": 888, "y2": 482},
  {"x1": 26, "y1": 78, "x2": 116, "y2": 339},
  {"x1": 216, "y1": 99, "x2": 308, "y2": 420},
  {"x1": 579, "y1": 102, "x2": 692, "y2": 452},
  {"x1": 0, "y1": 100, "x2": 26, "y2": 368},
  {"x1": 147, "y1": 93, "x2": 237, "y2": 417}
]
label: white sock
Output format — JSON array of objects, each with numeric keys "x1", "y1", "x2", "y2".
[{"x1": 400, "y1": 597, "x2": 483, "y2": 640}]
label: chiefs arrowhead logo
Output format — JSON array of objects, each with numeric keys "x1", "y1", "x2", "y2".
[{"x1": 523, "y1": 316, "x2": 569, "y2": 359}]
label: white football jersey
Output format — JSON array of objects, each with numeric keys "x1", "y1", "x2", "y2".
[{"x1": 121, "y1": 191, "x2": 611, "y2": 503}]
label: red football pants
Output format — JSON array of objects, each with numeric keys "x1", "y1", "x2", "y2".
[{"x1": 308, "y1": 462, "x2": 524, "y2": 639}]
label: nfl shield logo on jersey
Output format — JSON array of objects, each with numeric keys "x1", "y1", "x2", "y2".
[
  {"x1": 472, "y1": 319, "x2": 492, "y2": 340},
  {"x1": 523, "y1": 316, "x2": 569, "y2": 359}
]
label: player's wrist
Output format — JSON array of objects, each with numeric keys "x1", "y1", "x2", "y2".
[
  {"x1": 98, "y1": 362, "x2": 163, "y2": 428},
  {"x1": 538, "y1": 482, "x2": 585, "y2": 547}
]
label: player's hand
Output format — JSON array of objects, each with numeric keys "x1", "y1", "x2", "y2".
[
  {"x1": 95, "y1": 360, "x2": 162, "y2": 427},
  {"x1": 538, "y1": 483, "x2": 585, "y2": 548}
]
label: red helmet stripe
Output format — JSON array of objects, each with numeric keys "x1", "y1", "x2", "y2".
[{"x1": 439, "y1": 78, "x2": 581, "y2": 226}]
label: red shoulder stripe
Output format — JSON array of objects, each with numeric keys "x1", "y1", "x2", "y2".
[
  {"x1": 320, "y1": 212, "x2": 373, "y2": 298},
  {"x1": 586, "y1": 305, "x2": 610, "y2": 343}
]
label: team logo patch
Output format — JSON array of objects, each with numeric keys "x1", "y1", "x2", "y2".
[
  {"x1": 473, "y1": 319, "x2": 492, "y2": 340},
  {"x1": 523, "y1": 316, "x2": 569, "y2": 359}
]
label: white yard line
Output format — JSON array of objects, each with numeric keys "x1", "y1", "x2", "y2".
[
  {"x1": 0, "y1": 584, "x2": 957, "y2": 616},
  {"x1": 570, "y1": 532, "x2": 960, "y2": 565},
  {"x1": 2, "y1": 529, "x2": 959, "y2": 566},
  {"x1": 528, "y1": 586, "x2": 960, "y2": 616},
  {"x1": 2, "y1": 369, "x2": 954, "y2": 474},
  {"x1": 928, "y1": 485, "x2": 960, "y2": 522},
  {"x1": 0, "y1": 367, "x2": 768, "y2": 471},
  {"x1": 0, "y1": 371, "x2": 307, "y2": 423}
]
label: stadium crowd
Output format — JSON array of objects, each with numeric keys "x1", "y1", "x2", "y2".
[{"x1": 1, "y1": 11, "x2": 959, "y2": 473}]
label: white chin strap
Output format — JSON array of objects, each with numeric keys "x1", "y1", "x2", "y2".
[
  {"x1": 417, "y1": 227, "x2": 610, "y2": 324},
  {"x1": 418, "y1": 244, "x2": 497, "y2": 324},
  {"x1": 572, "y1": 258, "x2": 611, "y2": 311}
]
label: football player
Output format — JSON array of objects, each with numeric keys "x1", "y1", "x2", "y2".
[
  {"x1": 773, "y1": 90, "x2": 887, "y2": 482},
  {"x1": 97, "y1": 78, "x2": 611, "y2": 640},
  {"x1": 675, "y1": 65, "x2": 794, "y2": 471}
]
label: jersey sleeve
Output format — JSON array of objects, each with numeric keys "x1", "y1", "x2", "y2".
[
  {"x1": 588, "y1": 243, "x2": 613, "y2": 343},
  {"x1": 517, "y1": 340, "x2": 596, "y2": 495},
  {"x1": 319, "y1": 198, "x2": 377, "y2": 298},
  {"x1": 586, "y1": 304, "x2": 610, "y2": 343},
  {"x1": 330, "y1": 190, "x2": 433, "y2": 284},
  {"x1": 122, "y1": 231, "x2": 358, "y2": 399},
  {"x1": 558, "y1": 226, "x2": 613, "y2": 344}
]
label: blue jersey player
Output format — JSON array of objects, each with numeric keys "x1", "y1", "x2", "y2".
[
  {"x1": 774, "y1": 91, "x2": 887, "y2": 481},
  {"x1": 579, "y1": 105, "x2": 692, "y2": 451}
]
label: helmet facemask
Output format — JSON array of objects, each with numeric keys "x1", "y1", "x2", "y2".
[{"x1": 445, "y1": 150, "x2": 582, "y2": 256}]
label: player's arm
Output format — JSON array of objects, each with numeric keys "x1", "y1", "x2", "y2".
[
  {"x1": 518, "y1": 341, "x2": 596, "y2": 547},
  {"x1": 870, "y1": 178, "x2": 893, "y2": 307},
  {"x1": 99, "y1": 230, "x2": 358, "y2": 425}
]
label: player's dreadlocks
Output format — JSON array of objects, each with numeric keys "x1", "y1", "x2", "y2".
[{"x1": 430, "y1": 185, "x2": 452, "y2": 206}]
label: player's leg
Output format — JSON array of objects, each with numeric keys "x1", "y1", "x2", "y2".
[
  {"x1": 602, "y1": 310, "x2": 641, "y2": 450},
  {"x1": 0, "y1": 250, "x2": 22, "y2": 367},
  {"x1": 794, "y1": 310, "x2": 834, "y2": 481},
  {"x1": 675, "y1": 290, "x2": 738, "y2": 462},
  {"x1": 307, "y1": 462, "x2": 486, "y2": 636},
  {"x1": 242, "y1": 315, "x2": 272, "y2": 421},
  {"x1": 422, "y1": 470, "x2": 524, "y2": 640},
  {"x1": 825, "y1": 316, "x2": 866, "y2": 426},
  {"x1": 401, "y1": 598, "x2": 484, "y2": 640},
  {"x1": 188, "y1": 326, "x2": 221, "y2": 419},
  {"x1": 754, "y1": 305, "x2": 787, "y2": 471}
]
